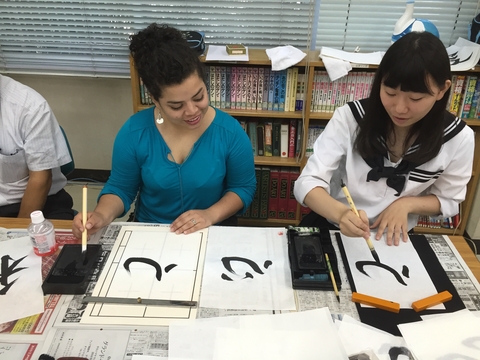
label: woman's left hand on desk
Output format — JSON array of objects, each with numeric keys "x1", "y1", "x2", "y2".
[
  {"x1": 170, "y1": 209, "x2": 212, "y2": 235},
  {"x1": 371, "y1": 198, "x2": 409, "y2": 246}
]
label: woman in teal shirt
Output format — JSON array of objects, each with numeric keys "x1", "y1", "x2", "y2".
[{"x1": 72, "y1": 23, "x2": 256, "y2": 238}]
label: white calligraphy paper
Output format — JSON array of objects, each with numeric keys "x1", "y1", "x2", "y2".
[
  {"x1": 336, "y1": 315, "x2": 410, "y2": 360},
  {"x1": 0, "y1": 236, "x2": 44, "y2": 323},
  {"x1": 81, "y1": 226, "x2": 208, "y2": 326},
  {"x1": 398, "y1": 309, "x2": 480, "y2": 359},
  {"x1": 169, "y1": 308, "x2": 348, "y2": 360},
  {"x1": 340, "y1": 233, "x2": 441, "y2": 309},
  {"x1": 199, "y1": 226, "x2": 296, "y2": 310}
]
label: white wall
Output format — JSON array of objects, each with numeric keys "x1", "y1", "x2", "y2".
[
  {"x1": 7, "y1": 73, "x2": 480, "y2": 237},
  {"x1": 8, "y1": 74, "x2": 132, "y2": 170}
]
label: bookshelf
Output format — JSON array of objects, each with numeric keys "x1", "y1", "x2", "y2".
[{"x1": 129, "y1": 49, "x2": 480, "y2": 235}]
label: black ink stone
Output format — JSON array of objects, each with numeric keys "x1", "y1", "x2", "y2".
[{"x1": 42, "y1": 244, "x2": 102, "y2": 295}]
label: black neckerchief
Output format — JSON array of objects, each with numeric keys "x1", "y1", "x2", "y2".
[{"x1": 348, "y1": 99, "x2": 466, "y2": 196}]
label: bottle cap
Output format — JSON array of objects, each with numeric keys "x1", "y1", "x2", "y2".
[{"x1": 30, "y1": 210, "x2": 45, "y2": 224}]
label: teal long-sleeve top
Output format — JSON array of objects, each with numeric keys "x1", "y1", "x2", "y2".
[{"x1": 99, "y1": 106, "x2": 256, "y2": 223}]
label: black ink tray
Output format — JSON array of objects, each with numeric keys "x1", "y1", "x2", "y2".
[
  {"x1": 42, "y1": 244, "x2": 102, "y2": 295},
  {"x1": 287, "y1": 227, "x2": 342, "y2": 290}
]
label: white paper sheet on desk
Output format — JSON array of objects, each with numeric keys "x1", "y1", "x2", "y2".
[
  {"x1": 199, "y1": 226, "x2": 296, "y2": 310},
  {"x1": 336, "y1": 314, "x2": 410, "y2": 360},
  {"x1": 340, "y1": 233, "x2": 441, "y2": 309},
  {"x1": 169, "y1": 307, "x2": 348, "y2": 360},
  {"x1": 81, "y1": 225, "x2": 207, "y2": 326},
  {"x1": 398, "y1": 309, "x2": 480, "y2": 359},
  {"x1": 0, "y1": 236, "x2": 44, "y2": 324},
  {"x1": 40, "y1": 327, "x2": 131, "y2": 359}
]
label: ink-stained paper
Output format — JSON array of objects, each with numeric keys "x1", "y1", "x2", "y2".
[
  {"x1": 336, "y1": 314, "x2": 411, "y2": 360},
  {"x1": 81, "y1": 225, "x2": 208, "y2": 326},
  {"x1": 398, "y1": 309, "x2": 480, "y2": 359},
  {"x1": 0, "y1": 236, "x2": 44, "y2": 324},
  {"x1": 169, "y1": 307, "x2": 348, "y2": 360},
  {"x1": 199, "y1": 226, "x2": 296, "y2": 310},
  {"x1": 340, "y1": 233, "x2": 441, "y2": 309}
]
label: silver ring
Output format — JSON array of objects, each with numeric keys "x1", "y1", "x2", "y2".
[{"x1": 191, "y1": 218, "x2": 197, "y2": 225}]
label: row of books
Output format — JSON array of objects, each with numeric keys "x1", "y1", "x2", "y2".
[
  {"x1": 205, "y1": 66, "x2": 305, "y2": 112},
  {"x1": 242, "y1": 165, "x2": 462, "y2": 228},
  {"x1": 242, "y1": 167, "x2": 309, "y2": 220},
  {"x1": 448, "y1": 74, "x2": 480, "y2": 119},
  {"x1": 416, "y1": 214, "x2": 461, "y2": 229},
  {"x1": 239, "y1": 119, "x2": 302, "y2": 158},
  {"x1": 138, "y1": 66, "x2": 307, "y2": 112},
  {"x1": 310, "y1": 71, "x2": 374, "y2": 113},
  {"x1": 305, "y1": 125, "x2": 325, "y2": 157}
]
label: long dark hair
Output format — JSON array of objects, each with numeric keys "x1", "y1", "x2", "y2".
[
  {"x1": 355, "y1": 31, "x2": 451, "y2": 165},
  {"x1": 129, "y1": 23, "x2": 206, "y2": 101}
]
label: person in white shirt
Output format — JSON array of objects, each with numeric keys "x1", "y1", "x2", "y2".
[
  {"x1": 294, "y1": 31, "x2": 474, "y2": 246},
  {"x1": 0, "y1": 74, "x2": 74, "y2": 219}
]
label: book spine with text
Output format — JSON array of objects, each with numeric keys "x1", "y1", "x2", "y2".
[
  {"x1": 209, "y1": 65, "x2": 216, "y2": 106},
  {"x1": 277, "y1": 168, "x2": 290, "y2": 219},
  {"x1": 259, "y1": 167, "x2": 270, "y2": 219},
  {"x1": 240, "y1": 67, "x2": 248, "y2": 110},
  {"x1": 220, "y1": 66, "x2": 227, "y2": 109},
  {"x1": 290, "y1": 67, "x2": 299, "y2": 112},
  {"x1": 225, "y1": 66, "x2": 232, "y2": 109},
  {"x1": 264, "y1": 121, "x2": 273, "y2": 157},
  {"x1": 287, "y1": 169, "x2": 300, "y2": 220},
  {"x1": 268, "y1": 167, "x2": 280, "y2": 219},
  {"x1": 280, "y1": 122, "x2": 289, "y2": 158},
  {"x1": 288, "y1": 119, "x2": 297, "y2": 158},
  {"x1": 257, "y1": 67, "x2": 264, "y2": 111}
]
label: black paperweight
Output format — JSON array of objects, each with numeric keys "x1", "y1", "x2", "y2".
[{"x1": 42, "y1": 244, "x2": 102, "y2": 295}]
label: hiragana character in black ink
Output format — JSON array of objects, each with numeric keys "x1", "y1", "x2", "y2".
[
  {"x1": 221, "y1": 256, "x2": 273, "y2": 281},
  {"x1": 123, "y1": 257, "x2": 177, "y2": 281}
]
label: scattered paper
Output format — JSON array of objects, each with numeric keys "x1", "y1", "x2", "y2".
[
  {"x1": 336, "y1": 314, "x2": 410, "y2": 360},
  {"x1": 447, "y1": 37, "x2": 480, "y2": 71},
  {"x1": 199, "y1": 226, "x2": 296, "y2": 311},
  {"x1": 320, "y1": 46, "x2": 385, "y2": 65},
  {"x1": 398, "y1": 309, "x2": 480, "y2": 359},
  {"x1": 0, "y1": 236, "x2": 44, "y2": 324},
  {"x1": 169, "y1": 308, "x2": 348, "y2": 360}
]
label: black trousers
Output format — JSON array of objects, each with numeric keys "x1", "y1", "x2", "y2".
[{"x1": 0, "y1": 188, "x2": 74, "y2": 220}]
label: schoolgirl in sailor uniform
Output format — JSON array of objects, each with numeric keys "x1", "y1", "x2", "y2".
[{"x1": 294, "y1": 32, "x2": 474, "y2": 246}]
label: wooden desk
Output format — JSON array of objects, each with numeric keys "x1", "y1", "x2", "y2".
[
  {"x1": 450, "y1": 235, "x2": 480, "y2": 282},
  {"x1": 1, "y1": 217, "x2": 479, "y2": 282},
  {"x1": 0, "y1": 217, "x2": 73, "y2": 230}
]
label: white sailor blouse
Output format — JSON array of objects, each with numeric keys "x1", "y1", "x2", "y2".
[{"x1": 294, "y1": 99, "x2": 475, "y2": 231}]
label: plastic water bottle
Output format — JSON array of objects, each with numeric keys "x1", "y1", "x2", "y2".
[{"x1": 28, "y1": 210, "x2": 58, "y2": 256}]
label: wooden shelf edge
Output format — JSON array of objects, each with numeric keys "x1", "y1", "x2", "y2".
[
  {"x1": 254, "y1": 156, "x2": 300, "y2": 167},
  {"x1": 238, "y1": 218, "x2": 298, "y2": 227},
  {"x1": 413, "y1": 227, "x2": 455, "y2": 235}
]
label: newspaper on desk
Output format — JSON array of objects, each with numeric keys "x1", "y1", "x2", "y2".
[
  {"x1": 56, "y1": 222, "x2": 480, "y2": 325},
  {"x1": 45, "y1": 225, "x2": 480, "y2": 359}
]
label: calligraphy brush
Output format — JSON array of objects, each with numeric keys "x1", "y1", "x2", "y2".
[
  {"x1": 82, "y1": 184, "x2": 88, "y2": 264},
  {"x1": 325, "y1": 253, "x2": 340, "y2": 302},
  {"x1": 340, "y1": 179, "x2": 380, "y2": 263}
]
